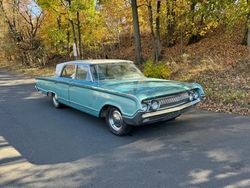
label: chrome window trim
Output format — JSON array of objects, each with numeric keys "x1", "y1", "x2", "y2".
[{"x1": 87, "y1": 64, "x2": 94, "y2": 82}]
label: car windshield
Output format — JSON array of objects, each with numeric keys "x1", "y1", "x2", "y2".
[{"x1": 90, "y1": 62, "x2": 145, "y2": 81}]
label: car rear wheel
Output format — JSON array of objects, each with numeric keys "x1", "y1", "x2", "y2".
[
  {"x1": 52, "y1": 94, "x2": 62, "y2": 108},
  {"x1": 106, "y1": 107, "x2": 131, "y2": 136}
]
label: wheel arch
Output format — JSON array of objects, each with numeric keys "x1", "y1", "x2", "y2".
[
  {"x1": 47, "y1": 91, "x2": 57, "y2": 97},
  {"x1": 99, "y1": 104, "x2": 122, "y2": 118}
]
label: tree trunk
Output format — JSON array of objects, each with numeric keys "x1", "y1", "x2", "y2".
[
  {"x1": 147, "y1": 0, "x2": 161, "y2": 62},
  {"x1": 67, "y1": 25, "x2": 71, "y2": 60},
  {"x1": 147, "y1": 0, "x2": 157, "y2": 61},
  {"x1": 131, "y1": 0, "x2": 143, "y2": 64},
  {"x1": 188, "y1": 1, "x2": 203, "y2": 45},
  {"x1": 166, "y1": 0, "x2": 176, "y2": 47},
  {"x1": 57, "y1": 15, "x2": 64, "y2": 54},
  {"x1": 242, "y1": 0, "x2": 250, "y2": 50},
  {"x1": 12, "y1": 0, "x2": 17, "y2": 28},
  {"x1": 66, "y1": 0, "x2": 78, "y2": 59},
  {"x1": 70, "y1": 19, "x2": 78, "y2": 59},
  {"x1": 57, "y1": 15, "x2": 61, "y2": 30},
  {"x1": 248, "y1": 0, "x2": 250, "y2": 50},
  {"x1": 77, "y1": 11, "x2": 82, "y2": 58},
  {"x1": 248, "y1": 28, "x2": 250, "y2": 51},
  {"x1": 155, "y1": 0, "x2": 161, "y2": 61}
]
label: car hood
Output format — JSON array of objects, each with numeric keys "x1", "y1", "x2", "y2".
[{"x1": 99, "y1": 78, "x2": 197, "y2": 101}]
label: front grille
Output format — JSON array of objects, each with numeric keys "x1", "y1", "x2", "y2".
[{"x1": 157, "y1": 92, "x2": 190, "y2": 109}]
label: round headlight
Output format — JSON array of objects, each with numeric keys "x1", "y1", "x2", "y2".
[
  {"x1": 141, "y1": 103, "x2": 149, "y2": 112},
  {"x1": 193, "y1": 91, "x2": 199, "y2": 100},
  {"x1": 151, "y1": 100, "x2": 160, "y2": 110}
]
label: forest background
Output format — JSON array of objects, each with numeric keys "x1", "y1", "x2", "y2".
[{"x1": 0, "y1": 0, "x2": 249, "y2": 115}]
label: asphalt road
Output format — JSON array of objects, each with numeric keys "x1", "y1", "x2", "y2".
[{"x1": 0, "y1": 70, "x2": 250, "y2": 188}]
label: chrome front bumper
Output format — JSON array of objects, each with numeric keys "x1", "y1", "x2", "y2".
[{"x1": 123, "y1": 99, "x2": 201, "y2": 126}]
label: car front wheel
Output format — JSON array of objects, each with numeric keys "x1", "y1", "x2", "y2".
[{"x1": 106, "y1": 107, "x2": 131, "y2": 136}]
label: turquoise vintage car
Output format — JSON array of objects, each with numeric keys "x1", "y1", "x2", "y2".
[{"x1": 36, "y1": 59, "x2": 205, "y2": 135}]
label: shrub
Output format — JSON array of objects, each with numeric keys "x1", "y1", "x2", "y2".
[{"x1": 143, "y1": 60, "x2": 171, "y2": 79}]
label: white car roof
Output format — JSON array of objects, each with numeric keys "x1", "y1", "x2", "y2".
[
  {"x1": 61, "y1": 59, "x2": 133, "y2": 65},
  {"x1": 55, "y1": 59, "x2": 133, "y2": 76}
]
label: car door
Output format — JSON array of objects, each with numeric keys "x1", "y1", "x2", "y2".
[
  {"x1": 69, "y1": 64, "x2": 97, "y2": 115},
  {"x1": 55, "y1": 64, "x2": 76, "y2": 105}
]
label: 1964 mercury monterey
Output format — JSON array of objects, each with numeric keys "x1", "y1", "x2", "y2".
[{"x1": 36, "y1": 59, "x2": 205, "y2": 135}]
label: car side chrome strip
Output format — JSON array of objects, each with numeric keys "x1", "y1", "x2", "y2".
[
  {"x1": 36, "y1": 77, "x2": 141, "y2": 104},
  {"x1": 142, "y1": 99, "x2": 201, "y2": 118}
]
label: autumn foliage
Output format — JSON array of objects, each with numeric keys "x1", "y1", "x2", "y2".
[{"x1": 0, "y1": 0, "x2": 249, "y2": 66}]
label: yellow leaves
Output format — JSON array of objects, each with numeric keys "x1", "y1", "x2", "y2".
[
  {"x1": 143, "y1": 60, "x2": 171, "y2": 79},
  {"x1": 198, "y1": 21, "x2": 219, "y2": 36},
  {"x1": 35, "y1": 0, "x2": 250, "y2": 60}
]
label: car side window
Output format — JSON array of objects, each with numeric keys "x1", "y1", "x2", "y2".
[
  {"x1": 76, "y1": 65, "x2": 91, "y2": 81},
  {"x1": 61, "y1": 64, "x2": 76, "y2": 79}
]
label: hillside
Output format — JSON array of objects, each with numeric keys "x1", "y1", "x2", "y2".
[
  {"x1": 0, "y1": 26, "x2": 249, "y2": 115},
  {"x1": 98, "y1": 26, "x2": 249, "y2": 116}
]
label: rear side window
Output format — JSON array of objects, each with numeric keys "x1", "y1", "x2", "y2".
[
  {"x1": 61, "y1": 64, "x2": 76, "y2": 79},
  {"x1": 76, "y1": 65, "x2": 91, "y2": 81}
]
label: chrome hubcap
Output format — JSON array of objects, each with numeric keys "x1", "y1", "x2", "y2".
[
  {"x1": 109, "y1": 110, "x2": 123, "y2": 131},
  {"x1": 53, "y1": 95, "x2": 59, "y2": 106}
]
